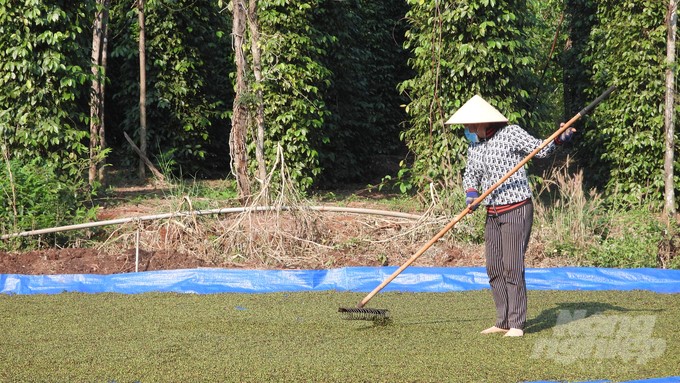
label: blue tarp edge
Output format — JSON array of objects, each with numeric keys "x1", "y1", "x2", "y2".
[
  {"x1": 525, "y1": 377, "x2": 680, "y2": 383},
  {"x1": 2, "y1": 266, "x2": 680, "y2": 295}
]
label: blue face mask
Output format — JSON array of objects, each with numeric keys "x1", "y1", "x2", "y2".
[{"x1": 464, "y1": 127, "x2": 479, "y2": 143}]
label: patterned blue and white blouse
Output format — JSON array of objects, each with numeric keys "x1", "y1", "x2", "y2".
[{"x1": 462, "y1": 124, "x2": 557, "y2": 206}]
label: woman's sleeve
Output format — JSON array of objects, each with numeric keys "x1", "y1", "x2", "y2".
[{"x1": 511, "y1": 125, "x2": 556, "y2": 159}]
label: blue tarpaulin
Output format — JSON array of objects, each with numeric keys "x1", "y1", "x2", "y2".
[{"x1": 2, "y1": 266, "x2": 679, "y2": 295}]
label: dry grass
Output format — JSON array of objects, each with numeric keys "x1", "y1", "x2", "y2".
[
  {"x1": 531, "y1": 157, "x2": 607, "y2": 264},
  {"x1": 94, "y1": 148, "x2": 475, "y2": 270}
]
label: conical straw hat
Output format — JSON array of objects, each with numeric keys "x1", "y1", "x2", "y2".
[{"x1": 445, "y1": 95, "x2": 508, "y2": 125}]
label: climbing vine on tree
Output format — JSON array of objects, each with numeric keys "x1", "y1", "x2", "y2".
[
  {"x1": 0, "y1": 1, "x2": 92, "y2": 167},
  {"x1": 254, "y1": 0, "x2": 332, "y2": 190},
  {"x1": 0, "y1": 1, "x2": 98, "y2": 237}
]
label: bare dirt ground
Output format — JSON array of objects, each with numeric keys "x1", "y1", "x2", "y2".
[
  {"x1": 0, "y1": 184, "x2": 568, "y2": 275},
  {"x1": 0, "y1": 247, "x2": 213, "y2": 275}
]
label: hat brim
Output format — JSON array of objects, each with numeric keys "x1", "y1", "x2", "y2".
[{"x1": 445, "y1": 95, "x2": 508, "y2": 125}]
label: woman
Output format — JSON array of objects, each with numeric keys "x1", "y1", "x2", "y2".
[{"x1": 446, "y1": 95, "x2": 574, "y2": 337}]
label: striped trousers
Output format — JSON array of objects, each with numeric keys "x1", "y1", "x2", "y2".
[{"x1": 484, "y1": 201, "x2": 533, "y2": 330}]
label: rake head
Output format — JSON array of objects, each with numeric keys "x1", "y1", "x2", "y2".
[{"x1": 338, "y1": 307, "x2": 390, "y2": 321}]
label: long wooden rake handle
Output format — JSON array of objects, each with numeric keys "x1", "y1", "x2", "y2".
[{"x1": 356, "y1": 85, "x2": 617, "y2": 308}]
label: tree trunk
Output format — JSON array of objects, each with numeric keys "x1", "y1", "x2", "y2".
[
  {"x1": 665, "y1": 0, "x2": 677, "y2": 215},
  {"x1": 230, "y1": 0, "x2": 251, "y2": 203},
  {"x1": 98, "y1": 2, "x2": 110, "y2": 184},
  {"x1": 89, "y1": 0, "x2": 108, "y2": 186},
  {"x1": 138, "y1": 0, "x2": 148, "y2": 180},
  {"x1": 248, "y1": 0, "x2": 267, "y2": 189}
]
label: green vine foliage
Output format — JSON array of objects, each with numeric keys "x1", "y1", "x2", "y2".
[
  {"x1": 398, "y1": 0, "x2": 547, "y2": 197},
  {"x1": 0, "y1": 0, "x2": 91, "y2": 170},
  {"x1": 0, "y1": 157, "x2": 96, "y2": 245},
  {"x1": 107, "y1": 0, "x2": 232, "y2": 175},
  {"x1": 257, "y1": 0, "x2": 332, "y2": 189},
  {"x1": 576, "y1": 0, "x2": 670, "y2": 207}
]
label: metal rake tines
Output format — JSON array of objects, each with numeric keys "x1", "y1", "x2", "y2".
[{"x1": 338, "y1": 307, "x2": 390, "y2": 321}]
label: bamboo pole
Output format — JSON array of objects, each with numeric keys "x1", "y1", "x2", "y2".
[{"x1": 1, "y1": 206, "x2": 422, "y2": 240}]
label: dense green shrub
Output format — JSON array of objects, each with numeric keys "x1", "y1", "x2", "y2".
[
  {"x1": 0, "y1": 158, "x2": 97, "y2": 247},
  {"x1": 581, "y1": 209, "x2": 666, "y2": 268}
]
